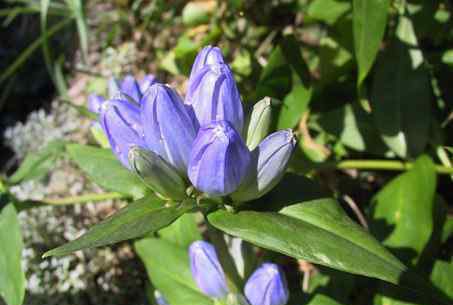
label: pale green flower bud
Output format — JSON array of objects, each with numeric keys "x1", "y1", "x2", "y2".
[
  {"x1": 128, "y1": 146, "x2": 187, "y2": 200},
  {"x1": 246, "y1": 97, "x2": 274, "y2": 150}
]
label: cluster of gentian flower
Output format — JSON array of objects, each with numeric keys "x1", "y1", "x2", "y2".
[
  {"x1": 88, "y1": 45, "x2": 296, "y2": 202},
  {"x1": 189, "y1": 240, "x2": 289, "y2": 305}
]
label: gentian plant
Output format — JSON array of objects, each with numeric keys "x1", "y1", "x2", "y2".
[{"x1": 40, "y1": 45, "x2": 450, "y2": 305}]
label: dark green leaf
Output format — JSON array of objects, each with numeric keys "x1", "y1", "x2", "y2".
[
  {"x1": 209, "y1": 198, "x2": 406, "y2": 284},
  {"x1": 255, "y1": 46, "x2": 292, "y2": 100},
  {"x1": 371, "y1": 155, "x2": 436, "y2": 264},
  {"x1": 371, "y1": 17, "x2": 431, "y2": 158},
  {"x1": 43, "y1": 196, "x2": 195, "y2": 257},
  {"x1": 353, "y1": 0, "x2": 390, "y2": 85},
  {"x1": 67, "y1": 144, "x2": 148, "y2": 198},
  {"x1": 277, "y1": 85, "x2": 312, "y2": 129},
  {"x1": 135, "y1": 238, "x2": 213, "y2": 305},
  {"x1": 9, "y1": 140, "x2": 66, "y2": 184},
  {"x1": 0, "y1": 203, "x2": 25, "y2": 305},
  {"x1": 441, "y1": 217, "x2": 453, "y2": 244}
]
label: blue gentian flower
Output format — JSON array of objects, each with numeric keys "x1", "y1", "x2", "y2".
[
  {"x1": 89, "y1": 46, "x2": 295, "y2": 200},
  {"x1": 244, "y1": 263, "x2": 289, "y2": 305},
  {"x1": 189, "y1": 241, "x2": 229, "y2": 299}
]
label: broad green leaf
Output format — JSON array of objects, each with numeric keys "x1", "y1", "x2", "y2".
[
  {"x1": 431, "y1": 260, "x2": 453, "y2": 300},
  {"x1": 159, "y1": 212, "x2": 201, "y2": 248},
  {"x1": 371, "y1": 155, "x2": 436, "y2": 264},
  {"x1": 209, "y1": 197, "x2": 406, "y2": 284},
  {"x1": 307, "y1": 0, "x2": 351, "y2": 25},
  {"x1": 353, "y1": 0, "x2": 390, "y2": 85},
  {"x1": 135, "y1": 238, "x2": 213, "y2": 305},
  {"x1": 277, "y1": 85, "x2": 312, "y2": 129},
  {"x1": 371, "y1": 17, "x2": 431, "y2": 158},
  {"x1": 9, "y1": 140, "x2": 66, "y2": 184},
  {"x1": 255, "y1": 46, "x2": 292, "y2": 100},
  {"x1": 43, "y1": 196, "x2": 195, "y2": 257},
  {"x1": 0, "y1": 203, "x2": 25, "y2": 305},
  {"x1": 67, "y1": 144, "x2": 147, "y2": 198},
  {"x1": 307, "y1": 295, "x2": 342, "y2": 305}
]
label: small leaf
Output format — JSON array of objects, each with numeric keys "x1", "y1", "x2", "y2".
[
  {"x1": 209, "y1": 197, "x2": 406, "y2": 284},
  {"x1": 431, "y1": 260, "x2": 453, "y2": 300},
  {"x1": 442, "y1": 49, "x2": 453, "y2": 66},
  {"x1": 371, "y1": 155, "x2": 436, "y2": 264},
  {"x1": 371, "y1": 17, "x2": 431, "y2": 158},
  {"x1": 307, "y1": 0, "x2": 351, "y2": 25},
  {"x1": 9, "y1": 140, "x2": 66, "y2": 184},
  {"x1": 43, "y1": 196, "x2": 195, "y2": 257},
  {"x1": 67, "y1": 144, "x2": 148, "y2": 198},
  {"x1": 353, "y1": 0, "x2": 390, "y2": 85},
  {"x1": 135, "y1": 238, "x2": 214, "y2": 305},
  {"x1": 277, "y1": 85, "x2": 312, "y2": 129},
  {"x1": 0, "y1": 203, "x2": 25, "y2": 305}
]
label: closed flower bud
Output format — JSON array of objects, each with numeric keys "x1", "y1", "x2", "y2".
[
  {"x1": 186, "y1": 64, "x2": 244, "y2": 134},
  {"x1": 141, "y1": 84, "x2": 198, "y2": 174},
  {"x1": 139, "y1": 74, "x2": 157, "y2": 95},
  {"x1": 244, "y1": 263, "x2": 289, "y2": 305},
  {"x1": 189, "y1": 241, "x2": 228, "y2": 299},
  {"x1": 188, "y1": 120, "x2": 251, "y2": 196},
  {"x1": 99, "y1": 99, "x2": 146, "y2": 168},
  {"x1": 232, "y1": 130, "x2": 296, "y2": 202},
  {"x1": 120, "y1": 74, "x2": 142, "y2": 103},
  {"x1": 189, "y1": 45, "x2": 225, "y2": 81},
  {"x1": 246, "y1": 97, "x2": 274, "y2": 150},
  {"x1": 128, "y1": 147, "x2": 186, "y2": 200},
  {"x1": 88, "y1": 94, "x2": 105, "y2": 114}
]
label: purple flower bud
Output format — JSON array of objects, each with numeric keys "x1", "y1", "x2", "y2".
[
  {"x1": 189, "y1": 241, "x2": 228, "y2": 299},
  {"x1": 189, "y1": 45, "x2": 225, "y2": 81},
  {"x1": 99, "y1": 99, "x2": 146, "y2": 168},
  {"x1": 244, "y1": 263, "x2": 289, "y2": 305},
  {"x1": 186, "y1": 64, "x2": 244, "y2": 134},
  {"x1": 88, "y1": 94, "x2": 105, "y2": 114},
  {"x1": 120, "y1": 75, "x2": 142, "y2": 103},
  {"x1": 188, "y1": 120, "x2": 251, "y2": 196},
  {"x1": 139, "y1": 74, "x2": 158, "y2": 95},
  {"x1": 232, "y1": 129, "x2": 296, "y2": 202},
  {"x1": 141, "y1": 84, "x2": 198, "y2": 174}
]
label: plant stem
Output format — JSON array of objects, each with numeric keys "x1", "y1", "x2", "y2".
[
  {"x1": 329, "y1": 159, "x2": 453, "y2": 174},
  {"x1": 42, "y1": 192, "x2": 127, "y2": 205}
]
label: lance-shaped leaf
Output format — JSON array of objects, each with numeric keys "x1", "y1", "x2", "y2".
[
  {"x1": 209, "y1": 187, "x2": 406, "y2": 284},
  {"x1": 0, "y1": 203, "x2": 25, "y2": 305},
  {"x1": 43, "y1": 196, "x2": 195, "y2": 257},
  {"x1": 67, "y1": 144, "x2": 147, "y2": 198}
]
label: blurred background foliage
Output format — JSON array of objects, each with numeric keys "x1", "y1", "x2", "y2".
[{"x1": 0, "y1": 0, "x2": 452, "y2": 305}]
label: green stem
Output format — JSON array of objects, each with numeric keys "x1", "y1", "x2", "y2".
[
  {"x1": 330, "y1": 159, "x2": 453, "y2": 174},
  {"x1": 41, "y1": 192, "x2": 127, "y2": 205}
]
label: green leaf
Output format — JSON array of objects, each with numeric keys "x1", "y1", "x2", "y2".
[
  {"x1": 353, "y1": 0, "x2": 390, "y2": 85},
  {"x1": 0, "y1": 203, "x2": 25, "y2": 305},
  {"x1": 431, "y1": 260, "x2": 453, "y2": 300},
  {"x1": 442, "y1": 49, "x2": 453, "y2": 66},
  {"x1": 159, "y1": 212, "x2": 201, "y2": 248},
  {"x1": 307, "y1": 0, "x2": 351, "y2": 25},
  {"x1": 277, "y1": 85, "x2": 312, "y2": 129},
  {"x1": 371, "y1": 17, "x2": 431, "y2": 158},
  {"x1": 182, "y1": 1, "x2": 212, "y2": 26},
  {"x1": 209, "y1": 197, "x2": 406, "y2": 284},
  {"x1": 9, "y1": 140, "x2": 66, "y2": 184},
  {"x1": 135, "y1": 238, "x2": 213, "y2": 305},
  {"x1": 441, "y1": 216, "x2": 453, "y2": 244},
  {"x1": 255, "y1": 46, "x2": 292, "y2": 100},
  {"x1": 43, "y1": 196, "x2": 195, "y2": 257},
  {"x1": 371, "y1": 155, "x2": 436, "y2": 264},
  {"x1": 67, "y1": 144, "x2": 148, "y2": 198}
]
